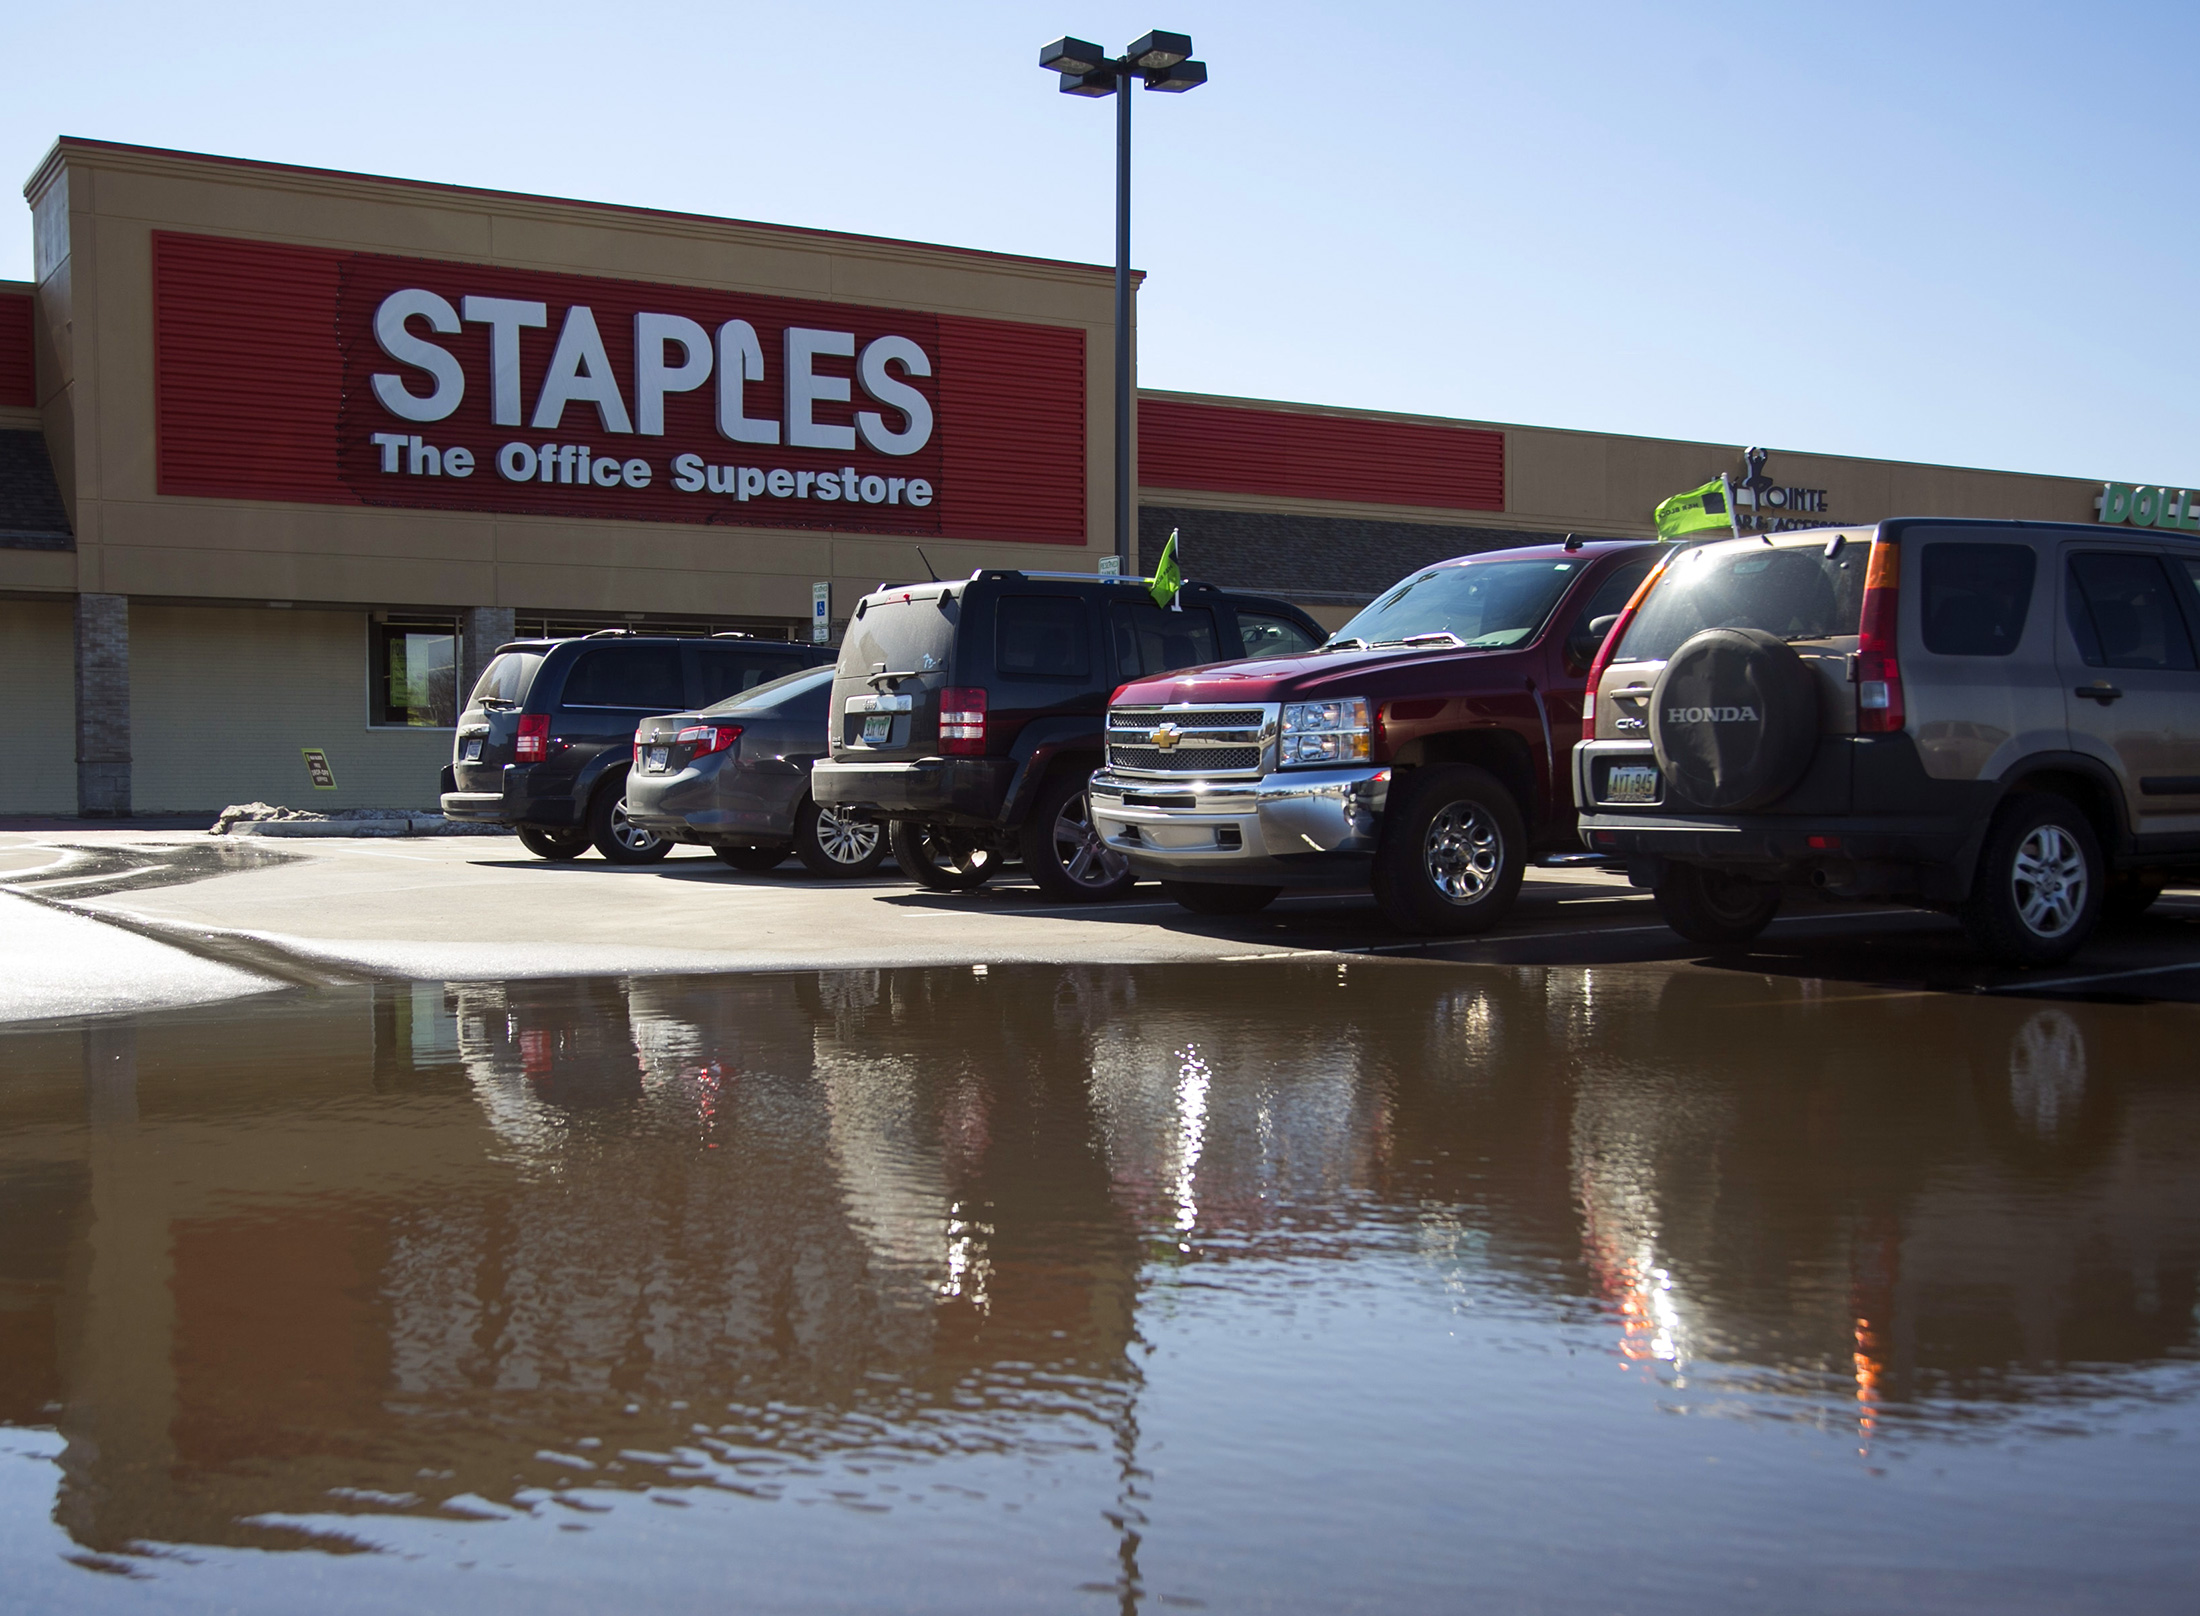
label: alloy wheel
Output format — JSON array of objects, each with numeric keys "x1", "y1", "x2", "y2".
[
  {"x1": 1052, "y1": 793, "x2": 1130, "y2": 889},
  {"x1": 1422, "y1": 801, "x2": 1503, "y2": 905},
  {"x1": 610, "y1": 797, "x2": 664, "y2": 854},
  {"x1": 815, "y1": 804, "x2": 882, "y2": 866},
  {"x1": 2011, "y1": 824, "x2": 2086, "y2": 937}
]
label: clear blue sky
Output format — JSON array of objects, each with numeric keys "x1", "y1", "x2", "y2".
[{"x1": 7, "y1": 1, "x2": 2193, "y2": 484}]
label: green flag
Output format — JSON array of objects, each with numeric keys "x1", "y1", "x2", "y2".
[
  {"x1": 1150, "y1": 529, "x2": 1183, "y2": 608},
  {"x1": 1653, "y1": 477, "x2": 1734, "y2": 540}
]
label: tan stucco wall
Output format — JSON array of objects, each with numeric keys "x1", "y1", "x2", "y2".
[
  {"x1": 1139, "y1": 390, "x2": 2109, "y2": 539},
  {"x1": 131, "y1": 605, "x2": 450, "y2": 812},
  {"x1": 0, "y1": 598, "x2": 76, "y2": 813},
  {"x1": 6, "y1": 141, "x2": 1123, "y2": 616}
]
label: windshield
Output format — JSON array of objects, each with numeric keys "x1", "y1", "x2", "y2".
[
  {"x1": 1616, "y1": 540, "x2": 1866, "y2": 662},
  {"x1": 1331, "y1": 559, "x2": 1585, "y2": 650},
  {"x1": 703, "y1": 664, "x2": 833, "y2": 715},
  {"x1": 468, "y1": 651, "x2": 543, "y2": 707}
]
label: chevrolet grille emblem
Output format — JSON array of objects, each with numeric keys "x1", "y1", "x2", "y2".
[{"x1": 1150, "y1": 723, "x2": 1182, "y2": 749}]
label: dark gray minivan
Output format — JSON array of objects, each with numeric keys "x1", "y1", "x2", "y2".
[
  {"x1": 624, "y1": 665, "x2": 887, "y2": 876},
  {"x1": 442, "y1": 633, "x2": 832, "y2": 862}
]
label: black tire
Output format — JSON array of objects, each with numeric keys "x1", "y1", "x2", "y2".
[
  {"x1": 1651, "y1": 628, "x2": 1819, "y2": 812},
  {"x1": 1653, "y1": 863, "x2": 1782, "y2": 947},
  {"x1": 1020, "y1": 770, "x2": 1136, "y2": 902},
  {"x1": 1370, "y1": 764, "x2": 1527, "y2": 936},
  {"x1": 517, "y1": 825, "x2": 588, "y2": 861},
  {"x1": 715, "y1": 843, "x2": 789, "y2": 871},
  {"x1": 889, "y1": 821, "x2": 999, "y2": 891},
  {"x1": 794, "y1": 798, "x2": 888, "y2": 878},
  {"x1": 1961, "y1": 793, "x2": 2102, "y2": 966},
  {"x1": 2101, "y1": 870, "x2": 2168, "y2": 925},
  {"x1": 586, "y1": 775, "x2": 674, "y2": 864},
  {"x1": 1160, "y1": 881, "x2": 1281, "y2": 917}
]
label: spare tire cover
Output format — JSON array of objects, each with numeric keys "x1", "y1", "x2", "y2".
[{"x1": 1650, "y1": 628, "x2": 1819, "y2": 812}]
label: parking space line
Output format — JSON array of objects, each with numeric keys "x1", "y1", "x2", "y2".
[
  {"x1": 1990, "y1": 959, "x2": 2200, "y2": 994},
  {"x1": 309, "y1": 845, "x2": 451, "y2": 863}
]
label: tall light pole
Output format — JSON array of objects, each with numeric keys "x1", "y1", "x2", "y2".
[{"x1": 1040, "y1": 32, "x2": 1208, "y2": 575}]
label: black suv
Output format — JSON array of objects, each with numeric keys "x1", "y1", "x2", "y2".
[
  {"x1": 441, "y1": 633, "x2": 833, "y2": 862},
  {"x1": 810, "y1": 572, "x2": 1324, "y2": 900}
]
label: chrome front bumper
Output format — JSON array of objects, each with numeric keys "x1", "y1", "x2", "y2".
[{"x1": 1088, "y1": 766, "x2": 1390, "y2": 885}]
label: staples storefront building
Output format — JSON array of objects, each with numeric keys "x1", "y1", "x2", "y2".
[{"x1": 0, "y1": 140, "x2": 2120, "y2": 817}]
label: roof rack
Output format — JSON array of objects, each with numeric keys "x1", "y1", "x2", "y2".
[
  {"x1": 966, "y1": 568, "x2": 1216, "y2": 588},
  {"x1": 584, "y1": 627, "x2": 635, "y2": 638}
]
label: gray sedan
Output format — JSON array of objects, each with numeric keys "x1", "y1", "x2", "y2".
[{"x1": 625, "y1": 666, "x2": 886, "y2": 876}]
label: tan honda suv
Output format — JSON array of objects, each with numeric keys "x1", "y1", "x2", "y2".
[{"x1": 1575, "y1": 518, "x2": 2200, "y2": 963}]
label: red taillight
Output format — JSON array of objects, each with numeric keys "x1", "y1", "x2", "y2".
[
  {"x1": 515, "y1": 714, "x2": 550, "y2": 761},
  {"x1": 939, "y1": 687, "x2": 987, "y2": 755},
  {"x1": 677, "y1": 723, "x2": 741, "y2": 756},
  {"x1": 1857, "y1": 539, "x2": 1904, "y2": 734},
  {"x1": 1581, "y1": 555, "x2": 1671, "y2": 741}
]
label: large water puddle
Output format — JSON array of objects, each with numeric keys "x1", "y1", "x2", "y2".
[{"x1": 2, "y1": 962, "x2": 2196, "y2": 1612}]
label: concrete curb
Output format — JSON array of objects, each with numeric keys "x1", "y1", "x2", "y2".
[{"x1": 224, "y1": 816, "x2": 512, "y2": 839}]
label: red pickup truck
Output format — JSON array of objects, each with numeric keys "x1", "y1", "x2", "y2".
[{"x1": 1089, "y1": 539, "x2": 1661, "y2": 932}]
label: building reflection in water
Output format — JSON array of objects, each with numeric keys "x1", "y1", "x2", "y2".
[{"x1": 0, "y1": 960, "x2": 2195, "y2": 1597}]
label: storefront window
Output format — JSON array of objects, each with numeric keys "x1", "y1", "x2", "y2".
[{"x1": 370, "y1": 617, "x2": 459, "y2": 727}]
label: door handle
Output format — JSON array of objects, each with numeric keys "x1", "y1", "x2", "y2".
[{"x1": 2075, "y1": 683, "x2": 2124, "y2": 704}]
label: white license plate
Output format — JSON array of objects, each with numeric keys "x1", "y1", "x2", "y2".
[
  {"x1": 863, "y1": 714, "x2": 892, "y2": 743},
  {"x1": 646, "y1": 746, "x2": 670, "y2": 772},
  {"x1": 462, "y1": 738, "x2": 483, "y2": 762},
  {"x1": 1605, "y1": 764, "x2": 1661, "y2": 805}
]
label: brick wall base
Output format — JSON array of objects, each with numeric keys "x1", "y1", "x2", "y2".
[
  {"x1": 74, "y1": 593, "x2": 130, "y2": 817},
  {"x1": 1140, "y1": 506, "x2": 1570, "y2": 606},
  {"x1": 461, "y1": 607, "x2": 516, "y2": 706}
]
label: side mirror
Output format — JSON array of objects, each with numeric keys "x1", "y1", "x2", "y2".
[{"x1": 1565, "y1": 614, "x2": 1623, "y2": 671}]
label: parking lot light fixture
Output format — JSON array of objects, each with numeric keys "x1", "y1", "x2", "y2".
[
  {"x1": 1040, "y1": 36, "x2": 1110, "y2": 76},
  {"x1": 1036, "y1": 29, "x2": 1208, "y2": 575},
  {"x1": 1126, "y1": 30, "x2": 1191, "y2": 69},
  {"x1": 1142, "y1": 58, "x2": 1206, "y2": 92}
]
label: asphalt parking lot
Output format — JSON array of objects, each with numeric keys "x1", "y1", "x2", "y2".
[{"x1": 4, "y1": 825, "x2": 2198, "y2": 1021}]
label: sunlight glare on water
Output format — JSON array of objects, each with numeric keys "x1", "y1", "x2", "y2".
[{"x1": 0, "y1": 962, "x2": 2196, "y2": 1613}]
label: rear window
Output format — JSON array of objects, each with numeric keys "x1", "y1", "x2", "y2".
[
  {"x1": 560, "y1": 646, "x2": 685, "y2": 709},
  {"x1": 1111, "y1": 602, "x2": 1223, "y2": 678},
  {"x1": 996, "y1": 595, "x2": 1091, "y2": 679},
  {"x1": 1617, "y1": 542, "x2": 1865, "y2": 662},
  {"x1": 1334, "y1": 559, "x2": 1586, "y2": 650},
  {"x1": 842, "y1": 590, "x2": 957, "y2": 680},
  {"x1": 697, "y1": 646, "x2": 802, "y2": 704},
  {"x1": 704, "y1": 664, "x2": 833, "y2": 716},
  {"x1": 1921, "y1": 543, "x2": 2036, "y2": 656},
  {"x1": 470, "y1": 651, "x2": 542, "y2": 706}
]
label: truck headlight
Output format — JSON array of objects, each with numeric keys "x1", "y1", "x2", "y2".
[{"x1": 1279, "y1": 698, "x2": 1371, "y2": 766}]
